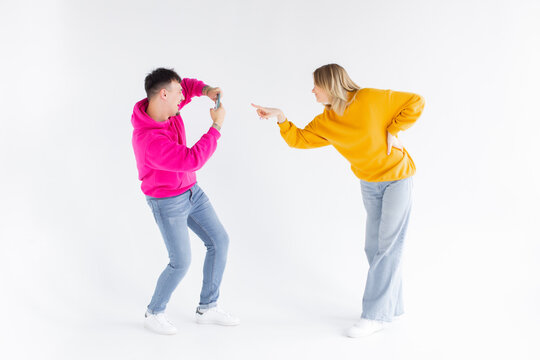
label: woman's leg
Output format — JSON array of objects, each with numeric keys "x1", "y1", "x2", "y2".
[
  {"x1": 360, "y1": 177, "x2": 412, "y2": 322},
  {"x1": 361, "y1": 181, "x2": 383, "y2": 266}
]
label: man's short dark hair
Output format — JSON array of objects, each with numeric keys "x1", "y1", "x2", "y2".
[{"x1": 144, "y1": 68, "x2": 181, "y2": 98}]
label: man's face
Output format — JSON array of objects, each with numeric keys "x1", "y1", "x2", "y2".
[{"x1": 164, "y1": 81, "x2": 185, "y2": 117}]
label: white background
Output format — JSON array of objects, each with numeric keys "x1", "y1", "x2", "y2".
[{"x1": 1, "y1": 0, "x2": 539, "y2": 359}]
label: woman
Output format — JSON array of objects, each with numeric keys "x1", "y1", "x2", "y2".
[{"x1": 252, "y1": 64, "x2": 425, "y2": 338}]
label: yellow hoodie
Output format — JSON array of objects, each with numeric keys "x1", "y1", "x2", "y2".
[{"x1": 278, "y1": 88, "x2": 425, "y2": 182}]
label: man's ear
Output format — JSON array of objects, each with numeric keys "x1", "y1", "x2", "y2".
[{"x1": 160, "y1": 88, "x2": 167, "y2": 100}]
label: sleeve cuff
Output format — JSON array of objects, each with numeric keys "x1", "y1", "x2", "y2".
[
  {"x1": 208, "y1": 126, "x2": 221, "y2": 139},
  {"x1": 195, "y1": 81, "x2": 208, "y2": 97},
  {"x1": 387, "y1": 124, "x2": 399, "y2": 137},
  {"x1": 278, "y1": 119, "x2": 290, "y2": 128}
]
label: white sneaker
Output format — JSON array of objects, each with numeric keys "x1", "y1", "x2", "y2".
[
  {"x1": 347, "y1": 318, "x2": 387, "y2": 338},
  {"x1": 144, "y1": 311, "x2": 178, "y2": 335},
  {"x1": 195, "y1": 306, "x2": 240, "y2": 326}
]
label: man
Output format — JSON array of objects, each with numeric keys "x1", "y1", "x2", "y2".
[{"x1": 131, "y1": 68, "x2": 239, "y2": 335}]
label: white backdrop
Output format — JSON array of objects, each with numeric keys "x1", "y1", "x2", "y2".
[{"x1": 1, "y1": 1, "x2": 539, "y2": 359}]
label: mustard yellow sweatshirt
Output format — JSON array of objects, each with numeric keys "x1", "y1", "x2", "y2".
[{"x1": 278, "y1": 88, "x2": 425, "y2": 182}]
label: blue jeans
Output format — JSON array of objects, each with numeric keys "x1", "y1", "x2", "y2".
[
  {"x1": 360, "y1": 177, "x2": 413, "y2": 322},
  {"x1": 145, "y1": 184, "x2": 229, "y2": 314}
]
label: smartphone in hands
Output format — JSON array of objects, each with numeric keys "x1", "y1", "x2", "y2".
[{"x1": 214, "y1": 93, "x2": 221, "y2": 109}]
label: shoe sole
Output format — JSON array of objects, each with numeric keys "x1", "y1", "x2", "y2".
[
  {"x1": 144, "y1": 323, "x2": 178, "y2": 335},
  {"x1": 347, "y1": 325, "x2": 387, "y2": 338},
  {"x1": 196, "y1": 317, "x2": 240, "y2": 326}
]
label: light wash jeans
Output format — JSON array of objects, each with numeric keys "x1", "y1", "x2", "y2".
[
  {"x1": 145, "y1": 184, "x2": 229, "y2": 314},
  {"x1": 360, "y1": 176, "x2": 413, "y2": 322}
]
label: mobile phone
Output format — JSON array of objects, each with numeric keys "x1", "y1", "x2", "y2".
[{"x1": 214, "y1": 93, "x2": 221, "y2": 109}]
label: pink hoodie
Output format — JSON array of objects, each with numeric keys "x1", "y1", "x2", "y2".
[{"x1": 131, "y1": 78, "x2": 221, "y2": 198}]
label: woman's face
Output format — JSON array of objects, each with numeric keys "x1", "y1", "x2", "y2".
[{"x1": 312, "y1": 84, "x2": 331, "y2": 104}]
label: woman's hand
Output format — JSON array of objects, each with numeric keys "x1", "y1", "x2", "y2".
[
  {"x1": 251, "y1": 103, "x2": 286, "y2": 123},
  {"x1": 387, "y1": 131, "x2": 403, "y2": 155}
]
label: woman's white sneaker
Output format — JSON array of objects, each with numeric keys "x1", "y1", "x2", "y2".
[
  {"x1": 144, "y1": 311, "x2": 178, "y2": 335},
  {"x1": 196, "y1": 306, "x2": 240, "y2": 326},
  {"x1": 346, "y1": 318, "x2": 387, "y2": 338}
]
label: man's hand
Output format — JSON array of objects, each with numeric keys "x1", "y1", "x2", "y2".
[
  {"x1": 387, "y1": 131, "x2": 403, "y2": 155},
  {"x1": 204, "y1": 86, "x2": 222, "y2": 102},
  {"x1": 210, "y1": 102, "x2": 225, "y2": 129}
]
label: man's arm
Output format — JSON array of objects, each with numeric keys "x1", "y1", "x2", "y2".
[
  {"x1": 183, "y1": 81, "x2": 221, "y2": 104},
  {"x1": 202, "y1": 85, "x2": 222, "y2": 102},
  {"x1": 202, "y1": 85, "x2": 210, "y2": 96},
  {"x1": 145, "y1": 130, "x2": 221, "y2": 172},
  {"x1": 179, "y1": 78, "x2": 208, "y2": 109}
]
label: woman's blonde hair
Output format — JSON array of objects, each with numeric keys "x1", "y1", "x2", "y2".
[{"x1": 313, "y1": 63, "x2": 361, "y2": 115}]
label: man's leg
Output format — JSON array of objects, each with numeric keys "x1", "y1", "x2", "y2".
[
  {"x1": 146, "y1": 192, "x2": 192, "y2": 314},
  {"x1": 186, "y1": 185, "x2": 229, "y2": 308},
  {"x1": 187, "y1": 185, "x2": 239, "y2": 326}
]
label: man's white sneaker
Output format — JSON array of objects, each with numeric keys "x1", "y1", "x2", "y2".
[
  {"x1": 195, "y1": 306, "x2": 240, "y2": 326},
  {"x1": 144, "y1": 311, "x2": 178, "y2": 335},
  {"x1": 346, "y1": 318, "x2": 387, "y2": 338}
]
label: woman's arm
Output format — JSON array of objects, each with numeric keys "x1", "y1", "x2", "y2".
[
  {"x1": 386, "y1": 91, "x2": 425, "y2": 136},
  {"x1": 251, "y1": 104, "x2": 330, "y2": 149},
  {"x1": 278, "y1": 116, "x2": 330, "y2": 149}
]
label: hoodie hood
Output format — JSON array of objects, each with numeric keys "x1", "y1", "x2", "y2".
[{"x1": 131, "y1": 98, "x2": 171, "y2": 130}]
